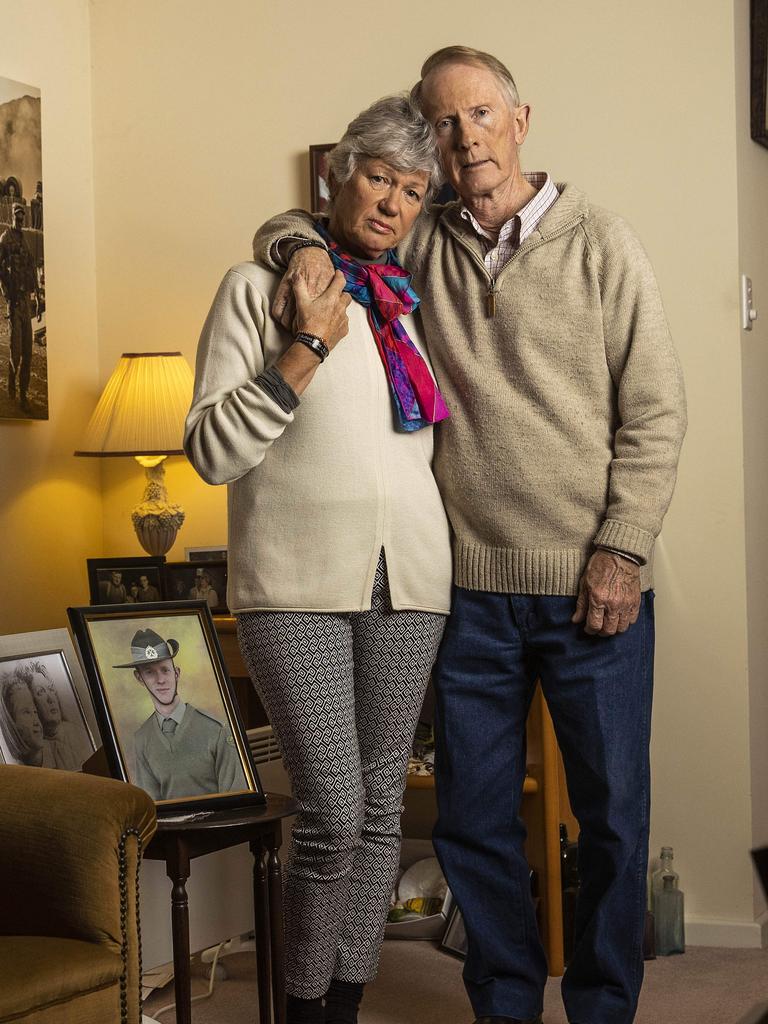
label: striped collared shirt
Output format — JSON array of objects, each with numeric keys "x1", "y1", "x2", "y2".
[{"x1": 460, "y1": 172, "x2": 559, "y2": 278}]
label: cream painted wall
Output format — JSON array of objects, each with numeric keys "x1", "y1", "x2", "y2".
[
  {"x1": 735, "y1": 0, "x2": 768, "y2": 922},
  {"x1": 82, "y1": 0, "x2": 757, "y2": 940},
  {"x1": 0, "y1": 0, "x2": 102, "y2": 633}
]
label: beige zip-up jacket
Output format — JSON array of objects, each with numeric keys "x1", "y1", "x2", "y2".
[
  {"x1": 184, "y1": 262, "x2": 452, "y2": 614},
  {"x1": 253, "y1": 183, "x2": 687, "y2": 595}
]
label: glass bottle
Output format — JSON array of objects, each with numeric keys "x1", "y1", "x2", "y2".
[{"x1": 652, "y1": 847, "x2": 685, "y2": 955}]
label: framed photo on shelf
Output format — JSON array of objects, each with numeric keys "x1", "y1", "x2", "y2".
[
  {"x1": 87, "y1": 556, "x2": 165, "y2": 606},
  {"x1": 752, "y1": 0, "x2": 768, "y2": 148},
  {"x1": 309, "y1": 143, "x2": 335, "y2": 213},
  {"x1": 185, "y1": 545, "x2": 228, "y2": 563},
  {"x1": 0, "y1": 628, "x2": 98, "y2": 771},
  {"x1": 67, "y1": 601, "x2": 263, "y2": 813},
  {"x1": 163, "y1": 560, "x2": 228, "y2": 614}
]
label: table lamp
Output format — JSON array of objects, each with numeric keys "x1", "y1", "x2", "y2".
[{"x1": 75, "y1": 351, "x2": 195, "y2": 556}]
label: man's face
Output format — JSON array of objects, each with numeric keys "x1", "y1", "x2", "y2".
[
  {"x1": 135, "y1": 658, "x2": 180, "y2": 707},
  {"x1": 111, "y1": 571, "x2": 122, "y2": 585},
  {"x1": 139, "y1": 575, "x2": 149, "y2": 589},
  {"x1": 29, "y1": 672, "x2": 61, "y2": 730},
  {"x1": 419, "y1": 63, "x2": 529, "y2": 202},
  {"x1": 13, "y1": 208, "x2": 24, "y2": 228},
  {"x1": 329, "y1": 158, "x2": 429, "y2": 260}
]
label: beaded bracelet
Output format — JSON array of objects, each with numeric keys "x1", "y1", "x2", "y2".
[
  {"x1": 288, "y1": 239, "x2": 328, "y2": 260},
  {"x1": 294, "y1": 331, "x2": 330, "y2": 363}
]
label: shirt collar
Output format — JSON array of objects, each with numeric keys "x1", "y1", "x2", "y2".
[
  {"x1": 460, "y1": 171, "x2": 555, "y2": 243},
  {"x1": 155, "y1": 701, "x2": 187, "y2": 729}
]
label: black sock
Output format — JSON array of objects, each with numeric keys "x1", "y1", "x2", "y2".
[
  {"x1": 287, "y1": 994, "x2": 324, "y2": 1024},
  {"x1": 324, "y1": 979, "x2": 365, "y2": 1023}
]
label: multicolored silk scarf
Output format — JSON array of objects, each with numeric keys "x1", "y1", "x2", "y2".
[{"x1": 317, "y1": 223, "x2": 450, "y2": 431}]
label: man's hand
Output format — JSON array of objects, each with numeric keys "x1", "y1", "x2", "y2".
[
  {"x1": 572, "y1": 549, "x2": 642, "y2": 637},
  {"x1": 293, "y1": 270, "x2": 350, "y2": 350},
  {"x1": 271, "y1": 247, "x2": 335, "y2": 330}
]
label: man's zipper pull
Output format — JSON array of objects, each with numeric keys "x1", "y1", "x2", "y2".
[{"x1": 486, "y1": 284, "x2": 496, "y2": 318}]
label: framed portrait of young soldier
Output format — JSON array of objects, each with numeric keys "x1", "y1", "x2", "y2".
[{"x1": 68, "y1": 601, "x2": 264, "y2": 813}]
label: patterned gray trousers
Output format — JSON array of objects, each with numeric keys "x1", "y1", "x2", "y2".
[{"x1": 237, "y1": 554, "x2": 445, "y2": 998}]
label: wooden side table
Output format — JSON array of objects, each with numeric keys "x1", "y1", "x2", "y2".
[{"x1": 144, "y1": 793, "x2": 297, "y2": 1024}]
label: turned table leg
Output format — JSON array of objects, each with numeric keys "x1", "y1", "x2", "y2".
[
  {"x1": 165, "y1": 838, "x2": 192, "y2": 1024},
  {"x1": 251, "y1": 838, "x2": 272, "y2": 1024},
  {"x1": 266, "y1": 826, "x2": 286, "y2": 1024}
]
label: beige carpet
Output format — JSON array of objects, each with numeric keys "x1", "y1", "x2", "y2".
[{"x1": 143, "y1": 942, "x2": 768, "y2": 1023}]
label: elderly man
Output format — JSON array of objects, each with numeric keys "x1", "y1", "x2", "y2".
[{"x1": 253, "y1": 46, "x2": 686, "y2": 1024}]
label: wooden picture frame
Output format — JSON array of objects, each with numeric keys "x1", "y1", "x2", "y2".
[
  {"x1": 87, "y1": 556, "x2": 166, "y2": 606},
  {"x1": 752, "y1": 0, "x2": 768, "y2": 148},
  {"x1": 163, "y1": 559, "x2": 228, "y2": 615},
  {"x1": 0, "y1": 628, "x2": 98, "y2": 771},
  {"x1": 68, "y1": 601, "x2": 264, "y2": 814},
  {"x1": 185, "y1": 545, "x2": 228, "y2": 563},
  {"x1": 309, "y1": 143, "x2": 335, "y2": 213}
]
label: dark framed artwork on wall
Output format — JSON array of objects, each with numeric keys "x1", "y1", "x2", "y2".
[
  {"x1": 309, "y1": 143, "x2": 335, "y2": 213},
  {"x1": 0, "y1": 76, "x2": 47, "y2": 421},
  {"x1": 67, "y1": 601, "x2": 264, "y2": 814},
  {"x1": 752, "y1": 0, "x2": 768, "y2": 148}
]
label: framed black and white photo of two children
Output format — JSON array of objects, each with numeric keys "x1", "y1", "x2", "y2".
[{"x1": 67, "y1": 601, "x2": 264, "y2": 815}]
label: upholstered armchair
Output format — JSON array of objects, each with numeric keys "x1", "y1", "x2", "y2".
[{"x1": 0, "y1": 765, "x2": 157, "y2": 1024}]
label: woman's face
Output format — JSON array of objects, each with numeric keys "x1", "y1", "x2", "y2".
[
  {"x1": 328, "y1": 157, "x2": 429, "y2": 260},
  {"x1": 10, "y1": 686, "x2": 44, "y2": 754},
  {"x1": 29, "y1": 672, "x2": 61, "y2": 733}
]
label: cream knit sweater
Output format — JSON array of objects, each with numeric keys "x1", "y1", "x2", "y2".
[
  {"x1": 184, "y1": 262, "x2": 452, "y2": 614},
  {"x1": 254, "y1": 183, "x2": 686, "y2": 595}
]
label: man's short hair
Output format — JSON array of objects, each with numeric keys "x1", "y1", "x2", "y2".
[{"x1": 411, "y1": 46, "x2": 521, "y2": 111}]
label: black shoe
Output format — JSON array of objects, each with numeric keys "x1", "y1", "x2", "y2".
[{"x1": 473, "y1": 1017, "x2": 543, "y2": 1024}]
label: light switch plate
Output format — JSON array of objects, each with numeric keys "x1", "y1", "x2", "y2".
[{"x1": 742, "y1": 274, "x2": 758, "y2": 331}]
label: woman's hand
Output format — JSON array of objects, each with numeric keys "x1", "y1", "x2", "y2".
[{"x1": 293, "y1": 270, "x2": 351, "y2": 352}]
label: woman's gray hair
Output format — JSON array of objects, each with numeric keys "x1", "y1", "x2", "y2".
[
  {"x1": 411, "y1": 45, "x2": 521, "y2": 111},
  {"x1": 327, "y1": 94, "x2": 442, "y2": 204}
]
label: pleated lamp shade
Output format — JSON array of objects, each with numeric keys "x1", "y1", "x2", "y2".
[{"x1": 75, "y1": 352, "x2": 194, "y2": 457}]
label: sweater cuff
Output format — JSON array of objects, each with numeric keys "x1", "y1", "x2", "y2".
[
  {"x1": 594, "y1": 520, "x2": 654, "y2": 565},
  {"x1": 254, "y1": 366, "x2": 300, "y2": 414}
]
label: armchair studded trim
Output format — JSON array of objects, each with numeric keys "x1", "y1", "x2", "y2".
[{"x1": 118, "y1": 827, "x2": 144, "y2": 1024}]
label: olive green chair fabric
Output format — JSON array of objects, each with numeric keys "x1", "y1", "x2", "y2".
[{"x1": 0, "y1": 765, "x2": 157, "y2": 1024}]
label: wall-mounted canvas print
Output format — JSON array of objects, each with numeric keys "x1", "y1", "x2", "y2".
[
  {"x1": 87, "y1": 556, "x2": 165, "y2": 605},
  {"x1": 68, "y1": 602, "x2": 263, "y2": 812},
  {"x1": 185, "y1": 545, "x2": 227, "y2": 563},
  {"x1": 0, "y1": 76, "x2": 46, "y2": 421},
  {"x1": 309, "y1": 143, "x2": 335, "y2": 213},
  {"x1": 0, "y1": 628, "x2": 98, "y2": 770},
  {"x1": 164, "y1": 560, "x2": 227, "y2": 613},
  {"x1": 752, "y1": 0, "x2": 768, "y2": 148}
]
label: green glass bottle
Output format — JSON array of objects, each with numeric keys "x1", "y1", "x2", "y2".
[{"x1": 652, "y1": 847, "x2": 685, "y2": 955}]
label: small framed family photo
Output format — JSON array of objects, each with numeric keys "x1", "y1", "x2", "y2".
[
  {"x1": 309, "y1": 143, "x2": 335, "y2": 213},
  {"x1": 0, "y1": 628, "x2": 98, "y2": 771},
  {"x1": 185, "y1": 546, "x2": 228, "y2": 563},
  {"x1": 163, "y1": 560, "x2": 228, "y2": 614},
  {"x1": 87, "y1": 556, "x2": 165, "y2": 605},
  {"x1": 67, "y1": 602, "x2": 264, "y2": 813}
]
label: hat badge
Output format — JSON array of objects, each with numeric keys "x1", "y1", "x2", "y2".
[{"x1": 144, "y1": 645, "x2": 158, "y2": 660}]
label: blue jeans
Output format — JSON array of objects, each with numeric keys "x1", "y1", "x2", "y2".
[{"x1": 432, "y1": 589, "x2": 655, "y2": 1024}]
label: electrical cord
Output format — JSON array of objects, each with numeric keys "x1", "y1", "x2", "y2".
[{"x1": 149, "y1": 940, "x2": 226, "y2": 1019}]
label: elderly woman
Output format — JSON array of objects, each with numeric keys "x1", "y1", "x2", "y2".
[{"x1": 185, "y1": 94, "x2": 451, "y2": 1024}]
